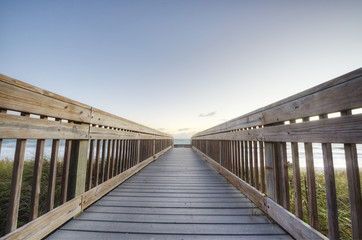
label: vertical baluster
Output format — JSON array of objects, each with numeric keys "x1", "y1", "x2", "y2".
[
  {"x1": 86, "y1": 140, "x2": 95, "y2": 190},
  {"x1": 6, "y1": 138, "x2": 26, "y2": 233},
  {"x1": 100, "y1": 139, "x2": 107, "y2": 183},
  {"x1": 280, "y1": 142, "x2": 290, "y2": 210},
  {"x1": 114, "y1": 139, "x2": 120, "y2": 175},
  {"x1": 245, "y1": 141, "x2": 249, "y2": 183},
  {"x1": 253, "y1": 141, "x2": 259, "y2": 190},
  {"x1": 265, "y1": 142, "x2": 275, "y2": 199},
  {"x1": 241, "y1": 141, "x2": 245, "y2": 180},
  {"x1": 60, "y1": 139, "x2": 71, "y2": 204},
  {"x1": 322, "y1": 142, "x2": 340, "y2": 239},
  {"x1": 249, "y1": 141, "x2": 254, "y2": 186},
  {"x1": 304, "y1": 142, "x2": 319, "y2": 230},
  {"x1": 29, "y1": 138, "x2": 45, "y2": 220},
  {"x1": 106, "y1": 139, "x2": 111, "y2": 180},
  {"x1": 47, "y1": 138, "x2": 59, "y2": 211},
  {"x1": 94, "y1": 139, "x2": 101, "y2": 186},
  {"x1": 291, "y1": 141, "x2": 303, "y2": 219},
  {"x1": 236, "y1": 141, "x2": 241, "y2": 178},
  {"x1": 259, "y1": 141, "x2": 266, "y2": 193}
]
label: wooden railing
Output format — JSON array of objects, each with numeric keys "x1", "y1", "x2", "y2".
[
  {"x1": 0, "y1": 74, "x2": 172, "y2": 239},
  {"x1": 192, "y1": 68, "x2": 362, "y2": 240}
]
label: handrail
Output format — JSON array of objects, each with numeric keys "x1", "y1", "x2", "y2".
[
  {"x1": 192, "y1": 68, "x2": 362, "y2": 240},
  {"x1": 0, "y1": 74, "x2": 172, "y2": 239}
]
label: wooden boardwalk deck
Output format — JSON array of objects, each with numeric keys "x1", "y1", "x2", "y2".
[{"x1": 48, "y1": 148, "x2": 292, "y2": 240}]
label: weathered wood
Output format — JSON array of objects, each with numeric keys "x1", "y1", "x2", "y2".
[
  {"x1": 280, "y1": 142, "x2": 290, "y2": 210},
  {"x1": 244, "y1": 141, "x2": 249, "y2": 183},
  {"x1": 291, "y1": 142, "x2": 303, "y2": 219},
  {"x1": 273, "y1": 143, "x2": 282, "y2": 204},
  {"x1": 94, "y1": 140, "x2": 101, "y2": 186},
  {"x1": 0, "y1": 113, "x2": 89, "y2": 139},
  {"x1": 193, "y1": 114, "x2": 362, "y2": 143},
  {"x1": 6, "y1": 139, "x2": 26, "y2": 233},
  {"x1": 264, "y1": 142, "x2": 275, "y2": 200},
  {"x1": 304, "y1": 142, "x2": 319, "y2": 230},
  {"x1": 344, "y1": 143, "x2": 362, "y2": 239},
  {"x1": 259, "y1": 141, "x2": 265, "y2": 193},
  {"x1": 68, "y1": 140, "x2": 89, "y2": 199},
  {"x1": 47, "y1": 139, "x2": 59, "y2": 212},
  {"x1": 267, "y1": 198, "x2": 328, "y2": 240},
  {"x1": 253, "y1": 141, "x2": 259, "y2": 190},
  {"x1": 3, "y1": 196, "x2": 82, "y2": 240},
  {"x1": 29, "y1": 139, "x2": 45, "y2": 220},
  {"x1": 60, "y1": 139, "x2": 72, "y2": 204},
  {"x1": 241, "y1": 141, "x2": 245, "y2": 180},
  {"x1": 322, "y1": 143, "x2": 340, "y2": 239},
  {"x1": 100, "y1": 139, "x2": 107, "y2": 183},
  {"x1": 249, "y1": 141, "x2": 254, "y2": 186},
  {"x1": 86, "y1": 140, "x2": 95, "y2": 190}
]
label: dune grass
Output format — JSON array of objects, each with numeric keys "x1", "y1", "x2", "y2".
[
  {"x1": 288, "y1": 167, "x2": 361, "y2": 240},
  {"x1": 0, "y1": 158, "x2": 63, "y2": 237}
]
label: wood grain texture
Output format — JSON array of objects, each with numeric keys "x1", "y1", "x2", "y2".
[
  {"x1": 291, "y1": 142, "x2": 303, "y2": 219},
  {"x1": 47, "y1": 139, "x2": 59, "y2": 212},
  {"x1": 322, "y1": 143, "x2": 340, "y2": 239},
  {"x1": 6, "y1": 139, "x2": 26, "y2": 233},
  {"x1": 29, "y1": 139, "x2": 45, "y2": 220},
  {"x1": 344, "y1": 143, "x2": 362, "y2": 239},
  {"x1": 60, "y1": 140, "x2": 71, "y2": 204}
]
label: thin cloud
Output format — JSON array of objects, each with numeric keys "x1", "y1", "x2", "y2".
[
  {"x1": 157, "y1": 128, "x2": 166, "y2": 131},
  {"x1": 199, "y1": 111, "x2": 216, "y2": 117},
  {"x1": 178, "y1": 128, "x2": 191, "y2": 132}
]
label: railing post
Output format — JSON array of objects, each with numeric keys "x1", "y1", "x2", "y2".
[
  {"x1": 137, "y1": 139, "x2": 141, "y2": 164},
  {"x1": 68, "y1": 140, "x2": 89, "y2": 200},
  {"x1": 219, "y1": 141, "x2": 222, "y2": 165},
  {"x1": 265, "y1": 142, "x2": 275, "y2": 199}
]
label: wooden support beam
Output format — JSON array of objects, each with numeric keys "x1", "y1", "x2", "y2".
[{"x1": 68, "y1": 140, "x2": 89, "y2": 199}]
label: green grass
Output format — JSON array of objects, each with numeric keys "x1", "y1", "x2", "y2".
[
  {"x1": 288, "y1": 167, "x2": 361, "y2": 240},
  {"x1": 0, "y1": 158, "x2": 63, "y2": 237}
]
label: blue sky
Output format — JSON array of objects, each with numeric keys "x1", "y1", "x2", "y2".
[{"x1": 1, "y1": 0, "x2": 362, "y2": 139}]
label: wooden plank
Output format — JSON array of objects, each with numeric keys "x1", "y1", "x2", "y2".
[
  {"x1": 94, "y1": 139, "x2": 101, "y2": 186},
  {"x1": 49, "y1": 231, "x2": 292, "y2": 240},
  {"x1": 194, "y1": 147, "x2": 267, "y2": 212},
  {"x1": 0, "y1": 76, "x2": 91, "y2": 123},
  {"x1": 86, "y1": 140, "x2": 95, "y2": 191},
  {"x1": 259, "y1": 141, "x2": 265, "y2": 193},
  {"x1": 81, "y1": 146, "x2": 171, "y2": 209},
  {"x1": 291, "y1": 142, "x2": 303, "y2": 219},
  {"x1": 304, "y1": 142, "x2": 319, "y2": 230},
  {"x1": 0, "y1": 113, "x2": 89, "y2": 139},
  {"x1": 344, "y1": 143, "x2": 362, "y2": 239},
  {"x1": 244, "y1": 141, "x2": 249, "y2": 183},
  {"x1": 253, "y1": 141, "x2": 259, "y2": 190},
  {"x1": 114, "y1": 139, "x2": 120, "y2": 176},
  {"x1": 29, "y1": 139, "x2": 45, "y2": 220},
  {"x1": 280, "y1": 142, "x2": 290, "y2": 210},
  {"x1": 267, "y1": 198, "x2": 328, "y2": 240},
  {"x1": 322, "y1": 143, "x2": 340, "y2": 239},
  {"x1": 193, "y1": 114, "x2": 362, "y2": 143},
  {"x1": 60, "y1": 221, "x2": 286, "y2": 235},
  {"x1": 47, "y1": 139, "x2": 59, "y2": 212},
  {"x1": 264, "y1": 142, "x2": 274, "y2": 200},
  {"x1": 100, "y1": 139, "x2": 107, "y2": 183},
  {"x1": 6, "y1": 139, "x2": 26, "y2": 233},
  {"x1": 105, "y1": 139, "x2": 111, "y2": 180},
  {"x1": 60, "y1": 140, "x2": 71, "y2": 204},
  {"x1": 68, "y1": 140, "x2": 88, "y2": 199}
]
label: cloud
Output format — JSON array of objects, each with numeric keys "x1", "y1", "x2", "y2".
[
  {"x1": 178, "y1": 128, "x2": 191, "y2": 132},
  {"x1": 199, "y1": 111, "x2": 216, "y2": 117}
]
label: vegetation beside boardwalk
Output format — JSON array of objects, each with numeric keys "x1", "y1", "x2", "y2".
[
  {"x1": 288, "y1": 167, "x2": 361, "y2": 240},
  {"x1": 0, "y1": 158, "x2": 360, "y2": 239},
  {"x1": 0, "y1": 158, "x2": 63, "y2": 237}
]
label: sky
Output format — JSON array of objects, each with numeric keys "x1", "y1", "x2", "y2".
[{"x1": 1, "y1": 1, "x2": 362, "y2": 139}]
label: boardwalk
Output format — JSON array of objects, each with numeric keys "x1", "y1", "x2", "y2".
[{"x1": 49, "y1": 148, "x2": 291, "y2": 240}]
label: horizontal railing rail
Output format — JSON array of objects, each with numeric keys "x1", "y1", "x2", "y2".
[
  {"x1": 0, "y1": 74, "x2": 172, "y2": 239},
  {"x1": 192, "y1": 68, "x2": 362, "y2": 240}
]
